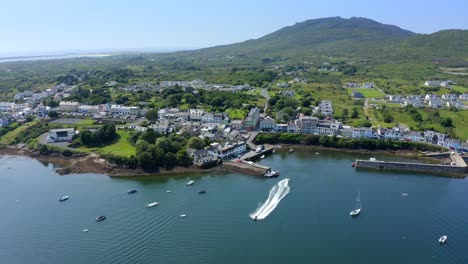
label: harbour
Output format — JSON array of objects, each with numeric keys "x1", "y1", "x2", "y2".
[{"x1": 2, "y1": 150, "x2": 468, "y2": 264}]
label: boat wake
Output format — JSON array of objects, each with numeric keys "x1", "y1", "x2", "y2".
[{"x1": 250, "y1": 178, "x2": 290, "y2": 220}]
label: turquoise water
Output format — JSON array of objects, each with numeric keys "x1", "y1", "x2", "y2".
[{"x1": 1, "y1": 150, "x2": 468, "y2": 264}]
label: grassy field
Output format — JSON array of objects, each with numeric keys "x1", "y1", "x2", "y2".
[
  {"x1": 226, "y1": 108, "x2": 247, "y2": 119},
  {"x1": 75, "y1": 119, "x2": 96, "y2": 126},
  {"x1": 348, "y1": 88, "x2": 385, "y2": 98},
  {"x1": 0, "y1": 122, "x2": 37, "y2": 144},
  {"x1": 79, "y1": 130, "x2": 135, "y2": 157}
]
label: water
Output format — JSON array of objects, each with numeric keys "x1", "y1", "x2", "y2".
[
  {"x1": 250, "y1": 178, "x2": 290, "y2": 220},
  {"x1": 1, "y1": 150, "x2": 468, "y2": 264}
]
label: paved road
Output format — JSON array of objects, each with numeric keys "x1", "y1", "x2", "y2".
[{"x1": 260, "y1": 89, "x2": 270, "y2": 112}]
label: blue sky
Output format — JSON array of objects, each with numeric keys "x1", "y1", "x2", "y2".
[{"x1": 0, "y1": 0, "x2": 467, "y2": 55}]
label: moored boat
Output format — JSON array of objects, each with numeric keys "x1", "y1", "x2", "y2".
[
  {"x1": 58, "y1": 196, "x2": 69, "y2": 202},
  {"x1": 186, "y1": 180, "x2": 194, "y2": 186},
  {"x1": 96, "y1": 216, "x2": 106, "y2": 222},
  {"x1": 439, "y1": 235, "x2": 448, "y2": 244},
  {"x1": 350, "y1": 192, "x2": 361, "y2": 217},
  {"x1": 260, "y1": 155, "x2": 265, "y2": 159},
  {"x1": 198, "y1": 189, "x2": 206, "y2": 194},
  {"x1": 264, "y1": 170, "x2": 280, "y2": 178},
  {"x1": 146, "y1": 202, "x2": 159, "y2": 208},
  {"x1": 289, "y1": 148, "x2": 294, "y2": 153},
  {"x1": 127, "y1": 188, "x2": 137, "y2": 194}
]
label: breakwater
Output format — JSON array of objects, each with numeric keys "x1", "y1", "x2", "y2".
[
  {"x1": 222, "y1": 161, "x2": 270, "y2": 176},
  {"x1": 355, "y1": 152, "x2": 467, "y2": 177}
]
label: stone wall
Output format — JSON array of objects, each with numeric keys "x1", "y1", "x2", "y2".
[{"x1": 355, "y1": 160, "x2": 467, "y2": 177}]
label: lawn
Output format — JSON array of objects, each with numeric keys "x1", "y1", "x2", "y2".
[
  {"x1": 348, "y1": 88, "x2": 385, "y2": 98},
  {"x1": 80, "y1": 130, "x2": 135, "y2": 157},
  {"x1": 0, "y1": 122, "x2": 37, "y2": 144},
  {"x1": 226, "y1": 108, "x2": 247, "y2": 119},
  {"x1": 76, "y1": 119, "x2": 96, "y2": 126}
]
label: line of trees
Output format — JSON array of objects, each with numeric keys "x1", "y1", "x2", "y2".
[
  {"x1": 254, "y1": 133, "x2": 446, "y2": 152},
  {"x1": 71, "y1": 124, "x2": 117, "y2": 147}
]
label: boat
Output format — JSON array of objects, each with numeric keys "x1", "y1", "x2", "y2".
[
  {"x1": 82, "y1": 229, "x2": 89, "y2": 232},
  {"x1": 198, "y1": 189, "x2": 206, "y2": 194},
  {"x1": 96, "y1": 216, "x2": 106, "y2": 222},
  {"x1": 289, "y1": 148, "x2": 294, "y2": 153},
  {"x1": 180, "y1": 214, "x2": 186, "y2": 218},
  {"x1": 350, "y1": 192, "x2": 361, "y2": 216},
  {"x1": 58, "y1": 196, "x2": 69, "y2": 202},
  {"x1": 127, "y1": 188, "x2": 137, "y2": 194},
  {"x1": 166, "y1": 190, "x2": 172, "y2": 193},
  {"x1": 146, "y1": 202, "x2": 159, "y2": 208},
  {"x1": 401, "y1": 192, "x2": 409, "y2": 197},
  {"x1": 186, "y1": 180, "x2": 194, "y2": 186},
  {"x1": 439, "y1": 235, "x2": 448, "y2": 244},
  {"x1": 315, "y1": 152, "x2": 319, "y2": 155},
  {"x1": 352, "y1": 163, "x2": 356, "y2": 167},
  {"x1": 272, "y1": 149, "x2": 276, "y2": 153},
  {"x1": 260, "y1": 155, "x2": 265, "y2": 159},
  {"x1": 264, "y1": 170, "x2": 280, "y2": 178}
]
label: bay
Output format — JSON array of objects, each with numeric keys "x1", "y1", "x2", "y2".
[{"x1": 1, "y1": 150, "x2": 467, "y2": 264}]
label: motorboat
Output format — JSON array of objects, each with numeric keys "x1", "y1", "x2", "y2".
[
  {"x1": 96, "y1": 216, "x2": 106, "y2": 222},
  {"x1": 82, "y1": 229, "x2": 89, "y2": 232},
  {"x1": 186, "y1": 180, "x2": 194, "y2": 186},
  {"x1": 58, "y1": 196, "x2": 69, "y2": 202},
  {"x1": 146, "y1": 202, "x2": 159, "y2": 208},
  {"x1": 260, "y1": 155, "x2": 265, "y2": 159},
  {"x1": 127, "y1": 188, "x2": 137, "y2": 194},
  {"x1": 180, "y1": 214, "x2": 186, "y2": 218},
  {"x1": 198, "y1": 189, "x2": 206, "y2": 194},
  {"x1": 264, "y1": 170, "x2": 280, "y2": 178},
  {"x1": 289, "y1": 148, "x2": 294, "y2": 153},
  {"x1": 439, "y1": 235, "x2": 448, "y2": 244},
  {"x1": 401, "y1": 192, "x2": 409, "y2": 197},
  {"x1": 272, "y1": 149, "x2": 276, "y2": 153},
  {"x1": 166, "y1": 190, "x2": 172, "y2": 193},
  {"x1": 315, "y1": 152, "x2": 319, "y2": 155},
  {"x1": 350, "y1": 192, "x2": 361, "y2": 216}
]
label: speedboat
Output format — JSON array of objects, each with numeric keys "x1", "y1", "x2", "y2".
[
  {"x1": 58, "y1": 196, "x2": 69, "y2": 202},
  {"x1": 350, "y1": 208, "x2": 361, "y2": 216},
  {"x1": 198, "y1": 189, "x2": 206, "y2": 194},
  {"x1": 186, "y1": 180, "x2": 194, "y2": 186},
  {"x1": 127, "y1": 188, "x2": 137, "y2": 194},
  {"x1": 82, "y1": 229, "x2": 89, "y2": 232},
  {"x1": 96, "y1": 216, "x2": 106, "y2": 222},
  {"x1": 260, "y1": 155, "x2": 265, "y2": 159},
  {"x1": 180, "y1": 214, "x2": 186, "y2": 218},
  {"x1": 146, "y1": 202, "x2": 159, "y2": 208},
  {"x1": 439, "y1": 235, "x2": 448, "y2": 244},
  {"x1": 264, "y1": 170, "x2": 280, "y2": 178}
]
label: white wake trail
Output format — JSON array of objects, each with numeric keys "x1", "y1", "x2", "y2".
[{"x1": 250, "y1": 178, "x2": 290, "y2": 220}]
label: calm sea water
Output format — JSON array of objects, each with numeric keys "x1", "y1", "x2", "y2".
[{"x1": 1, "y1": 150, "x2": 468, "y2": 264}]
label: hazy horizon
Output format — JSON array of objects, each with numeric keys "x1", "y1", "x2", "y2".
[{"x1": 1, "y1": 0, "x2": 467, "y2": 55}]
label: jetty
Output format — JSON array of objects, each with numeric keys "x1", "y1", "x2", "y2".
[
  {"x1": 355, "y1": 151, "x2": 467, "y2": 177},
  {"x1": 222, "y1": 160, "x2": 272, "y2": 176}
]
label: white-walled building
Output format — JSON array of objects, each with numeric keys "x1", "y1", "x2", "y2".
[
  {"x1": 59, "y1": 101, "x2": 80, "y2": 112},
  {"x1": 109, "y1": 105, "x2": 140, "y2": 115},
  {"x1": 189, "y1": 109, "x2": 205, "y2": 121},
  {"x1": 260, "y1": 116, "x2": 277, "y2": 131},
  {"x1": 207, "y1": 141, "x2": 247, "y2": 159},
  {"x1": 47, "y1": 128, "x2": 76, "y2": 143},
  {"x1": 79, "y1": 105, "x2": 101, "y2": 114}
]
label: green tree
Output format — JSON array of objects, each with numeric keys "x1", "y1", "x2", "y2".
[
  {"x1": 145, "y1": 109, "x2": 158, "y2": 123},
  {"x1": 351, "y1": 108, "x2": 359, "y2": 119},
  {"x1": 48, "y1": 110, "x2": 59, "y2": 118},
  {"x1": 342, "y1": 108, "x2": 349, "y2": 119},
  {"x1": 441, "y1": 117, "x2": 453, "y2": 127},
  {"x1": 187, "y1": 137, "x2": 205, "y2": 150}
]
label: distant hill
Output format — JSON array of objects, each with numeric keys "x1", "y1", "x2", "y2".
[{"x1": 168, "y1": 17, "x2": 468, "y2": 64}]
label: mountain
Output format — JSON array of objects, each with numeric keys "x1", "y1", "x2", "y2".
[{"x1": 169, "y1": 17, "x2": 468, "y2": 64}]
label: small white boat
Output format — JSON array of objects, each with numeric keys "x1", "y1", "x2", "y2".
[
  {"x1": 186, "y1": 180, "x2": 194, "y2": 186},
  {"x1": 166, "y1": 190, "x2": 172, "y2": 193},
  {"x1": 350, "y1": 192, "x2": 361, "y2": 217},
  {"x1": 58, "y1": 196, "x2": 69, "y2": 202},
  {"x1": 180, "y1": 214, "x2": 186, "y2": 218},
  {"x1": 264, "y1": 170, "x2": 280, "y2": 178},
  {"x1": 146, "y1": 202, "x2": 159, "y2": 208},
  {"x1": 82, "y1": 229, "x2": 89, "y2": 233},
  {"x1": 439, "y1": 235, "x2": 448, "y2": 244},
  {"x1": 401, "y1": 192, "x2": 409, "y2": 197},
  {"x1": 272, "y1": 149, "x2": 276, "y2": 153},
  {"x1": 260, "y1": 155, "x2": 265, "y2": 159},
  {"x1": 289, "y1": 148, "x2": 294, "y2": 153},
  {"x1": 315, "y1": 152, "x2": 319, "y2": 155}
]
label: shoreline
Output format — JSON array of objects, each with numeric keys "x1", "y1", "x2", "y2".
[{"x1": 0, "y1": 144, "x2": 444, "y2": 177}]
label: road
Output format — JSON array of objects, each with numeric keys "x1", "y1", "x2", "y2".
[{"x1": 260, "y1": 89, "x2": 270, "y2": 112}]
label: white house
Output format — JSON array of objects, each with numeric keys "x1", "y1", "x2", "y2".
[
  {"x1": 207, "y1": 141, "x2": 247, "y2": 159},
  {"x1": 230, "y1": 120, "x2": 244, "y2": 130},
  {"x1": 296, "y1": 116, "x2": 319, "y2": 134},
  {"x1": 189, "y1": 109, "x2": 205, "y2": 121},
  {"x1": 0, "y1": 102, "x2": 15, "y2": 112},
  {"x1": 260, "y1": 116, "x2": 277, "y2": 131},
  {"x1": 405, "y1": 131, "x2": 423, "y2": 142},
  {"x1": 446, "y1": 100, "x2": 464, "y2": 109},
  {"x1": 59, "y1": 101, "x2": 80, "y2": 112},
  {"x1": 319, "y1": 100, "x2": 333, "y2": 116},
  {"x1": 352, "y1": 127, "x2": 373, "y2": 138},
  {"x1": 460, "y1": 93, "x2": 468, "y2": 101},
  {"x1": 109, "y1": 105, "x2": 140, "y2": 115},
  {"x1": 428, "y1": 99, "x2": 443, "y2": 108},
  {"x1": 425, "y1": 80, "x2": 440, "y2": 87},
  {"x1": 0, "y1": 115, "x2": 10, "y2": 127},
  {"x1": 389, "y1": 95, "x2": 404, "y2": 103},
  {"x1": 441, "y1": 94, "x2": 457, "y2": 101},
  {"x1": 213, "y1": 113, "x2": 224, "y2": 123},
  {"x1": 47, "y1": 128, "x2": 75, "y2": 143},
  {"x1": 244, "y1": 107, "x2": 260, "y2": 129},
  {"x1": 201, "y1": 113, "x2": 214, "y2": 123},
  {"x1": 316, "y1": 121, "x2": 341, "y2": 136},
  {"x1": 424, "y1": 94, "x2": 439, "y2": 101},
  {"x1": 79, "y1": 105, "x2": 101, "y2": 114}
]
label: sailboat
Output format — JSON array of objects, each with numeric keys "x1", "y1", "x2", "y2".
[{"x1": 350, "y1": 192, "x2": 361, "y2": 216}]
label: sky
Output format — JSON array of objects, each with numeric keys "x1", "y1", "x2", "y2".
[{"x1": 0, "y1": 0, "x2": 467, "y2": 56}]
